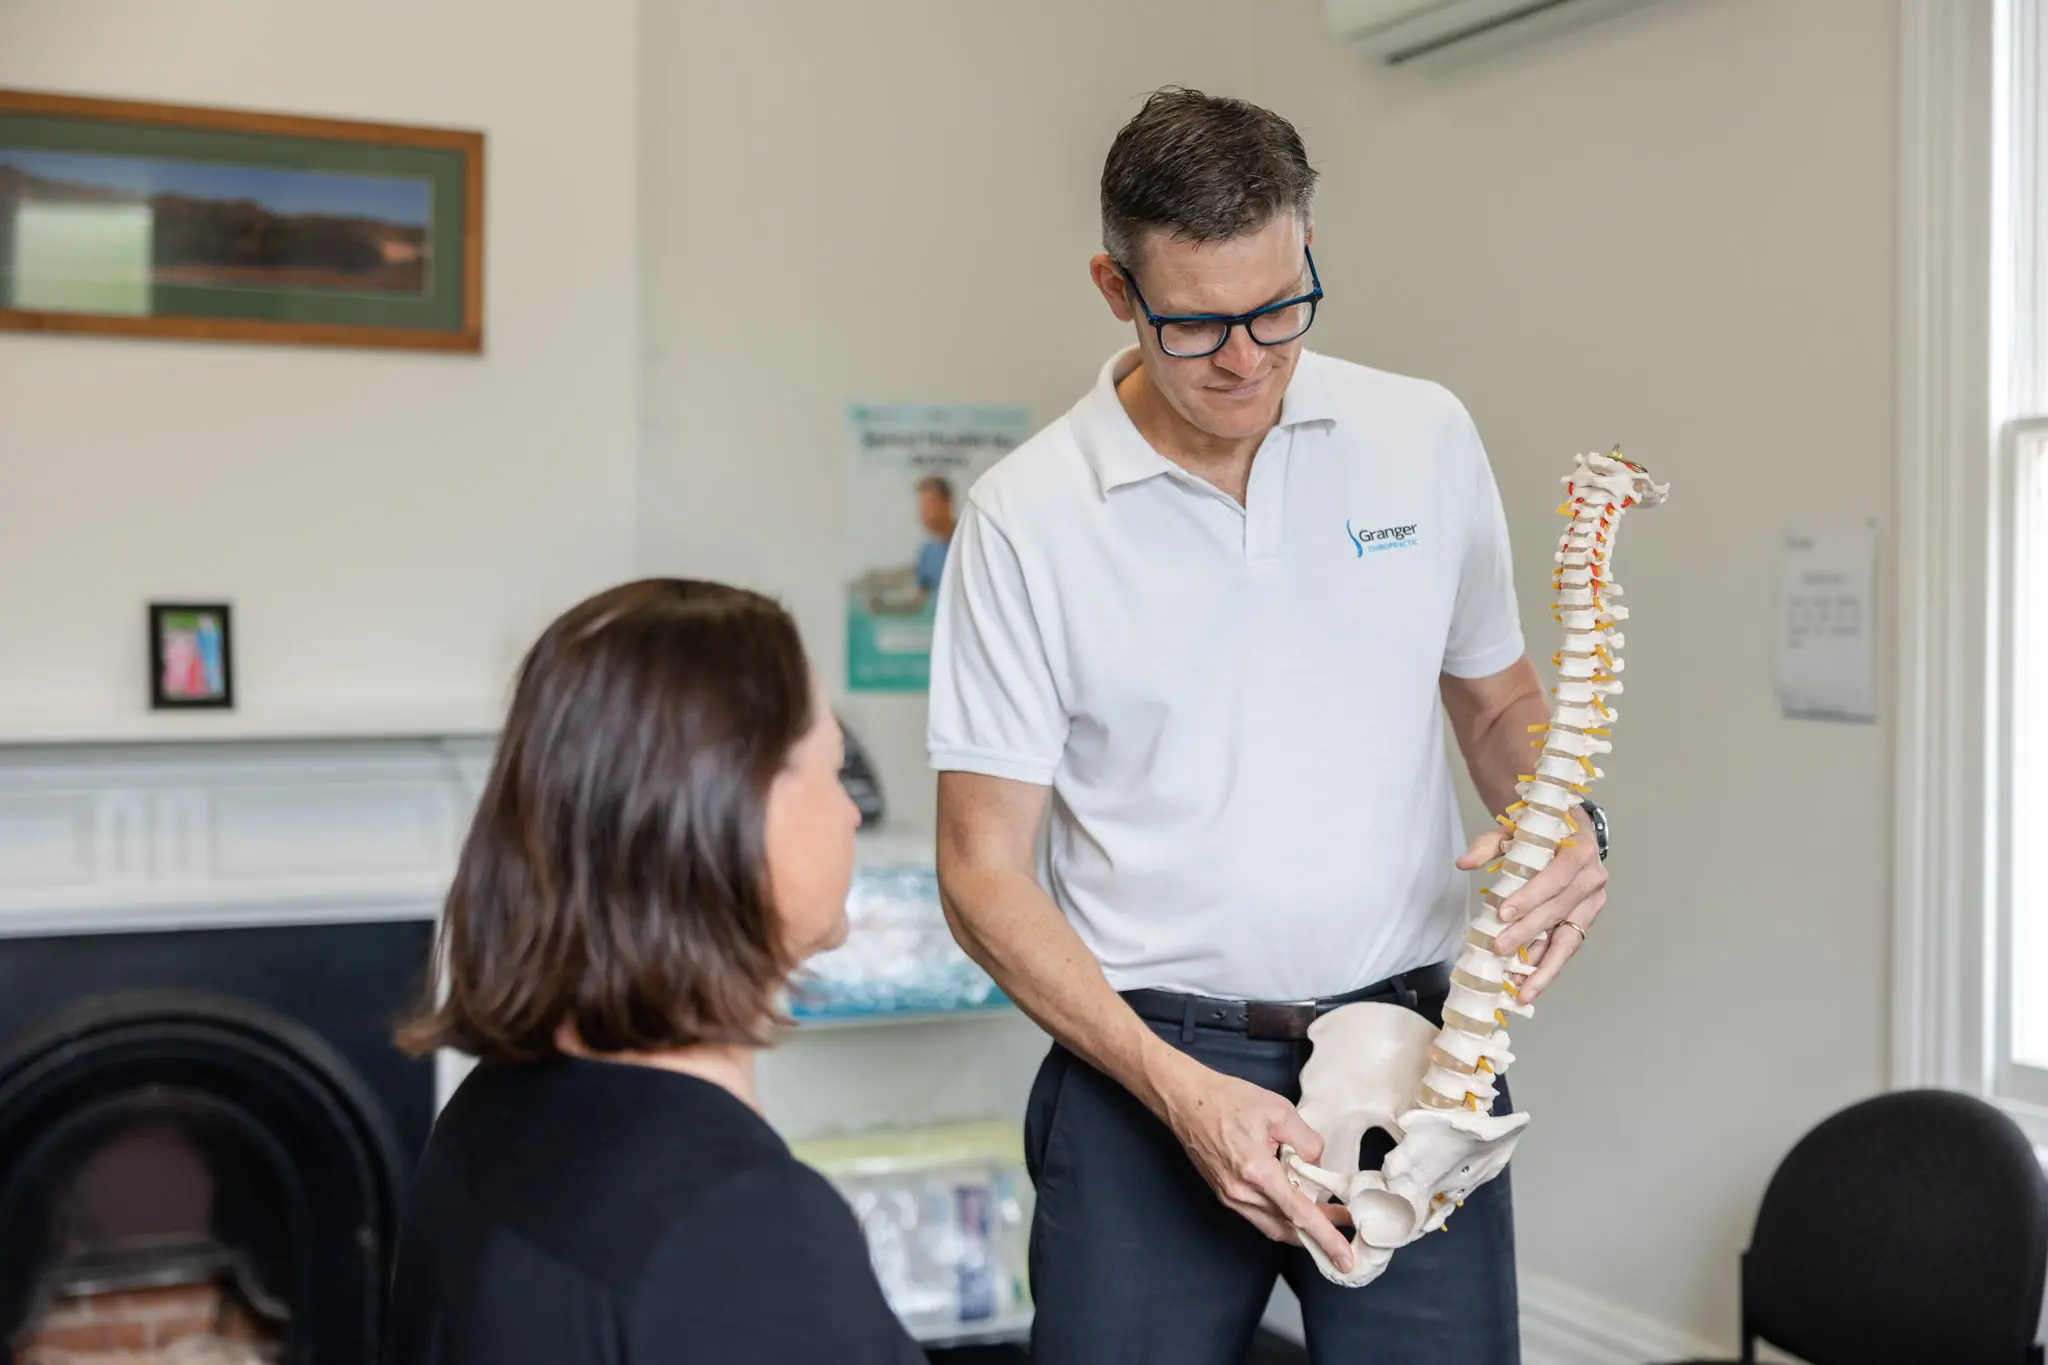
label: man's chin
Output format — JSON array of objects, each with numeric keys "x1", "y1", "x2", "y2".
[
  {"x1": 1183, "y1": 380, "x2": 1286, "y2": 434},
  {"x1": 1189, "y1": 406, "x2": 1276, "y2": 443}
]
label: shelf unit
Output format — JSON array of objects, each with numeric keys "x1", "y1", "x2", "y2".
[
  {"x1": 792, "y1": 1120, "x2": 1033, "y2": 1348},
  {"x1": 787, "y1": 833, "x2": 1035, "y2": 1346},
  {"x1": 790, "y1": 998, "x2": 1013, "y2": 1030},
  {"x1": 914, "y1": 1308, "x2": 1034, "y2": 1349}
]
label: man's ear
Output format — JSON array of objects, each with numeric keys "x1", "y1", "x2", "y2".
[{"x1": 1089, "y1": 254, "x2": 1136, "y2": 323}]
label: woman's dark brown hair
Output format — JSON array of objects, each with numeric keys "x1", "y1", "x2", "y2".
[{"x1": 397, "y1": 578, "x2": 814, "y2": 1062}]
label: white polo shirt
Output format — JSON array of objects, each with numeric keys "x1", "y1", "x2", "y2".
[{"x1": 927, "y1": 348, "x2": 1525, "y2": 1001}]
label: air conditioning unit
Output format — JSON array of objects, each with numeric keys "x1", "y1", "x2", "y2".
[{"x1": 1326, "y1": 0, "x2": 1649, "y2": 65}]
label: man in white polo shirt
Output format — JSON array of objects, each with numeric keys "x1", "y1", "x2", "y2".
[{"x1": 929, "y1": 89, "x2": 1609, "y2": 1365}]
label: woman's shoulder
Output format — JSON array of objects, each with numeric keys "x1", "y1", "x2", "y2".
[
  {"x1": 428, "y1": 1059, "x2": 796, "y2": 1243},
  {"x1": 695, "y1": 1152, "x2": 864, "y2": 1227},
  {"x1": 450, "y1": 1055, "x2": 780, "y2": 1146},
  {"x1": 628, "y1": 1159, "x2": 922, "y2": 1361}
]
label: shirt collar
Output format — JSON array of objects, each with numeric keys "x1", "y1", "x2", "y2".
[
  {"x1": 1279, "y1": 349, "x2": 1340, "y2": 429},
  {"x1": 1072, "y1": 347, "x2": 1341, "y2": 497}
]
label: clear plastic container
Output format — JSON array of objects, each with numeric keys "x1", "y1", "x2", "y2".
[{"x1": 791, "y1": 864, "x2": 1006, "y2": 1020}]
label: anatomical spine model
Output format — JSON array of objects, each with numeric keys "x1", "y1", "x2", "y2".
[{"x1": 1284, "y1": 450, "x2": 1669, "y2": 1288}]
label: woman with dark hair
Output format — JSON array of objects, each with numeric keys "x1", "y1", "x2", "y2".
[{"x1": 383, "y1": 579, "x2": 924, "y2": 1364}]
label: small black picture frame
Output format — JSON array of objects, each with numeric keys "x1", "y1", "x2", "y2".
[{"x1": 149, "y1": 602, "x2": 234, "y2": 710}]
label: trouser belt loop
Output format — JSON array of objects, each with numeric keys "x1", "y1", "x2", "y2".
[
  {"x1": 1394, "y1": 971, "x2": 1419, "y2": 1011},
  {"x1": 1180, "y1": 996, "x2": 1197, "y2": 1044}
]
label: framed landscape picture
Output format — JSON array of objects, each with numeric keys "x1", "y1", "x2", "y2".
[{"x1": 0, "y1": 89, "x2": 482, "y2": 351}]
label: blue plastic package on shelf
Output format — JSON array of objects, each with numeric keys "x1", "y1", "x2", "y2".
[{"x1": 790, "y1": 864, "x2": 1008, "y2": 1021}]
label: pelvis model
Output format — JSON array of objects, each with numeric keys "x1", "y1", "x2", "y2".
[{"x1": 1283, "y1": 449, "x2": 1669, "y2": 1289}]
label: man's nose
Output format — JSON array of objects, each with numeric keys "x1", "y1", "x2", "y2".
[{"x1": 1212, "y1": 327, "x2": 1262, "y2": 377}]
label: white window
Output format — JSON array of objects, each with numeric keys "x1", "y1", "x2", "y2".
[
  {"x1": 1893, "y1": 0, "x2": 2048, "y2": 1143},
  {"x1": 1994, "y1": 0, "x2": 2048, "y2": 1127}
]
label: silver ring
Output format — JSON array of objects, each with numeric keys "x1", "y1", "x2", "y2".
[{"x1": 1552, "y1": 920, "x2": 1589, "y2": 947}]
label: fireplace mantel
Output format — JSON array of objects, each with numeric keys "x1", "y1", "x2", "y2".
[
  {"x1": 0, "y1": 706, "x2": 502, "y2": 748},
  {"x1": 0, "y1": 735, "x2": 495, "y2": 940}
]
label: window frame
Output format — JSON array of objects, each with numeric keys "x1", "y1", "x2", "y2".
[
  {"x1": 1894, "y1": 0, "x2": 2048, "y2": 1148},
  {"x1": 1993, "y1": 416, "x2": 2048, "y2": 1121}
]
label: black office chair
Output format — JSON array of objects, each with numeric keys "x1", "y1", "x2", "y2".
[{"x1": 1665, "y1": 1088, "x2": 2048, "y2": 1365}]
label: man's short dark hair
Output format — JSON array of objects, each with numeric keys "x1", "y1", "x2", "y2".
[
  {"x1": 915, "y1": 475, "x2": 954, "y2": 503},
  {"x1": 1101, "y1": 87, "x2": 1317, "y2": 268},
  {"x1": 397, "y1": 578, "x2": 814, "y2": 1062}
]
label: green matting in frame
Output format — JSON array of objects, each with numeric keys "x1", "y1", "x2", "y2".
[{"x1": 0, "y1": 89, "x2": 482, "y2": 351}]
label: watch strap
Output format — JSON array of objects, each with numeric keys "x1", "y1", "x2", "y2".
[{"x1": 1580, "y1": 798, "x2": 1610, "y2": 862}]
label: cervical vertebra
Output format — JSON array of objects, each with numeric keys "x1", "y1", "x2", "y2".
[{"x1": 1285, "y1": 449, "x2": 1668, "y2": 1288}]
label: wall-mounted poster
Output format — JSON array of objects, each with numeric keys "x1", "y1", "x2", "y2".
[
  {"x1": 845, "y1": 402, "x2": 1030, "y2": 692},
  {"x1": 0, "y1": 88, "x2": 482, "y2": 352}
]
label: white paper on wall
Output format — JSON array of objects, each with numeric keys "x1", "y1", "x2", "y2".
[{"x1": 1776, "y1": 524, "x2": 1879, "y2": 722}]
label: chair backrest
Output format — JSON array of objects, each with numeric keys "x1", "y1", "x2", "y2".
[{"x1": 1744, "y1": 1089, "x2": 2048, "y2": 1365}]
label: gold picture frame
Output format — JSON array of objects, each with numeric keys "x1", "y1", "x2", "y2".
[{"x1": 0, "y1": 89, "x2": 483, "y2": 352}]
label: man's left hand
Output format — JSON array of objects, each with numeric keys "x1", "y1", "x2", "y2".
[{"x1": 1453, "y1": 805, "x2": 1606, "y2": 1004}]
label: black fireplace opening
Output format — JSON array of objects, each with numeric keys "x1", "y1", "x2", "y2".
[{"x1": 0, "y1": 921, "x2": 435, "y2": 1365}]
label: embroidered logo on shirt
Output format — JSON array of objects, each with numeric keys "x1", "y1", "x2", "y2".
[{"x1": 1346, "y1": 520, "x2": 1419, "y2": 556}]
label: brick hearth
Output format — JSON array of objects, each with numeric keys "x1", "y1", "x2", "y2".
[{"x1": 13, "y1": 1282, "x2": 277, "y2": 1365}]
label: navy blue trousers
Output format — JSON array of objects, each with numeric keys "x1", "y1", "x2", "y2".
[{"x1": 1022, "y1": 987, "x2": 1520, "y2": 1365}]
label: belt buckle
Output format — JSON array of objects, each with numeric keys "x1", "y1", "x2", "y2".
[{"x1": 1245, "y1": 1000, "x2": 1317, "y2": 1041}]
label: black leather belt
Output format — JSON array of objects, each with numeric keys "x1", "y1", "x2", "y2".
[{"x1": 1120, "y1": 961, "x2": 1452, "y2": 1041}]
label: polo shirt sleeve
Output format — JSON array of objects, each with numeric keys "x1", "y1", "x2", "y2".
[
  {"x1": 927, "y1": 499, "x2": 1068, "y2": 784},
  {"x1": 1441, "y1": 410, "x2": 1528, "y2": 680}
]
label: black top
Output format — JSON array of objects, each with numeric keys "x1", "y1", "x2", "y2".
[{"x1": 384, "y1": 1055, "x2": 926, "y2": 1365}]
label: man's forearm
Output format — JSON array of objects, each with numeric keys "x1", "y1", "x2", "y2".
[
  {"x1": 938, "y1": 862, "x2": 1195, "y2": 1120},
  {"x1": 1461, "y1": 672, "x2": 1554, "y2": 818}
]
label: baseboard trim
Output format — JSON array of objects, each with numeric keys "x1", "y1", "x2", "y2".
[{"x1": 1520, "y1": 1271, "x2": 1723, "y2": 1365}]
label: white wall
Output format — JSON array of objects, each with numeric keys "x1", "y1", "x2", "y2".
[
  {"x1": 1246, "y1": 0, "x2": 1898, "y2": 1343},
  {"x1": 0, "y1": 0, "x2": 639, "y2": 740}
]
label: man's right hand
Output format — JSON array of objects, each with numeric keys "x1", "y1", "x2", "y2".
[{"x1": 1154, "y1": 1057, "x2": 1357, "y2": 1274}]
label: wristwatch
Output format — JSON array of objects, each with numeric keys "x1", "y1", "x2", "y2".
[{"x1": 1579, "y1": 799, "x2": 1610, "y2": 862}]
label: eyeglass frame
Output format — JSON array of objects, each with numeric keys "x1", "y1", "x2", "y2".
[{"x1": 1116, "y1": 248, "x2": 1324, "y2": 359}]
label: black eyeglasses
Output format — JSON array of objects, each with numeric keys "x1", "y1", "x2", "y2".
[{"x1": 1118, "y1": 249, "x2": 1323, "y2": 359}]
